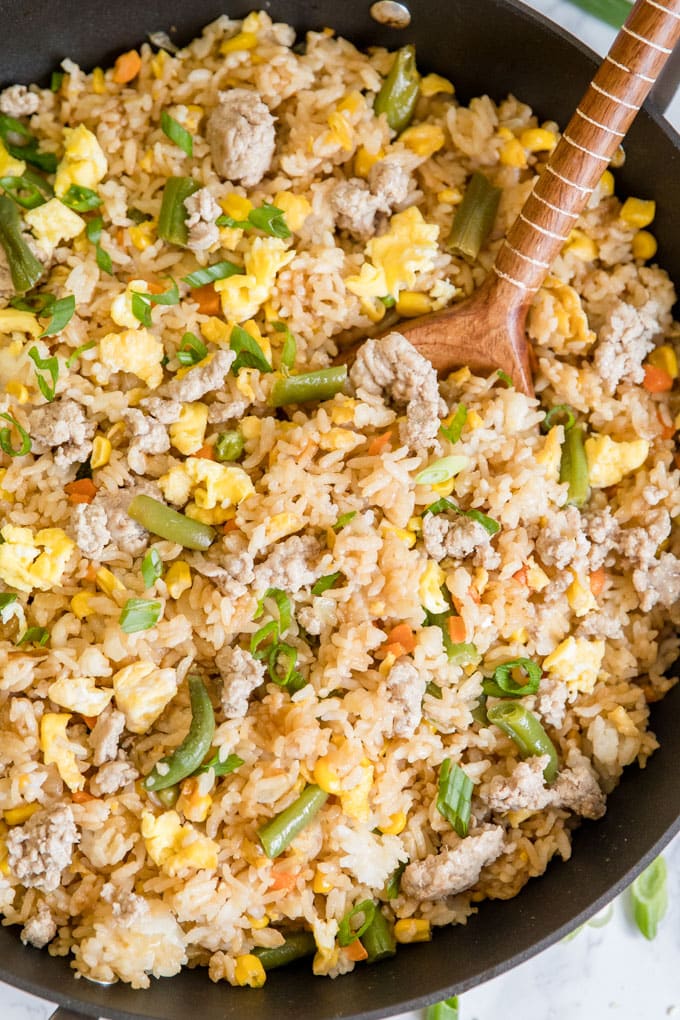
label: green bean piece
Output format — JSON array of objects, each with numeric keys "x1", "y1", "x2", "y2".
[
  {"x1": 487, "y1": 701, "x2": 559, "y2": 782},
  {"x1": 374, "y1": 45, "x2": 420, "y2": 134},
  {"x1": 258, "y1": 784, "x2": 328, "y2": 859},
  {"x1": 559, "y1": 424, "x2": 590, "y2": 508},
  {"x1": 0, "y1": 194, "x2": 43, "y2": 294},
  {"x1": 128, "y1": 494, "x2": 216, "y2": 550},
  {"x1": 448, "y1": 172, "x2": 501, "y2": 260},
  {"x1": 157, "y1": 176, "x2": 200, "y2": 246},
  {"x1": 253, "y1": 931, "x2": 317, "y2": 970},
  {"x1": 361, "y1": 907, "x2": 397, "y2": 963},
  {"x1": 214, "y1": 429, "x2": 244, "y2": 462},
  {"x1": 270, "y1": 365, "x2": 347, "y2": 408},
  {"x1": 144, "y1": 675, "x2": 215, "y2": 791}
]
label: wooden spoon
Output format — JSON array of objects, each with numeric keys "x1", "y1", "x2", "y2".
[{"x1": 346, "y1": 0, "x2": 680, "y2": 393}]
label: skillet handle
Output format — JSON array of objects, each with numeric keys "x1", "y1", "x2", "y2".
[
  {"x1": 492, "y1": 0, "x2": 680, "y2": 299},
  {"x1": 49, "y1": 1009, "x2": 92, "y2": 1020},
  {"x1": 650, "y1": 40, "x2": 680, "y2": 110}
]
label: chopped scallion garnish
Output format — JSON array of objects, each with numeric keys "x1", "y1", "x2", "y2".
[
  {"x1": 422, "y1": 497, "x2": 500, "y2": 536},
  {"x1": 161, "y1": 110, "x2": 193, "y2": 157},
  {"x1": 141, "y1": 548, "x2": 163, "y2": 588},
  {"x1": 119, "y1": 597, "x2": 162, "y2": 633},
  {"x1": 415, "y1": 455, "x2": 469, "y2": 486},
  {"x1": 496, "y1": 369, "x2": 513, "y2": 388},
  {"x1": 182, "y1": 260, "x2": 240, "y2": 288},
  {"x1": 440, "y1": 403, "x2": 467, "y2": 444},
  {"x1": 542, "y1": 404, "x2": 576, "y2": 433},
  {"x1": 250, "y1": 620, "x2": 279, "y2": 660},
  {"x1": 631, "y1": 855, "x2": 668, "y2": 940},
  {"x1": 272, "y1": 321, "x2": 296, "y2": 370},
  {"x1": 482, "y1": 657, "x2": 542, "y2": 698},
  {"x1": 338, "y1": 900, "x2": 377, "y2": 946},
  {"x1": 50, "y1": 71, "x2": 64, "y2": 92},
  {"x1": 61, "y1": 184, "x2": 102, "y2": 212},
  {"x1": 217, "y1": 202, "x2": 291, "y2": 239},
  {"x1": 311, "y1": 572, "x2": 342, "y2": 595},
  {"x1": 0, "y1": 172, "x2": 51, "y2": 210},
  {"x1": 254, "y1": 587, "x2": 292, "y2": 633},
  {"x1": 39, "y1": 295, "x2": 75, "y2": 337},
  {"x1": 0, "y1": 412, "x2": 31, "y2": 457},
  {"x1": 176, "y1": 331, "x2": 207, "y2": 366},
  {"x1": 27, "y1": 346, "x2": 59, "y2": 401},
  {"x1": 426, "y1": 996, "x2": 460, "y2": 1020},
  {"x1": 16, "y1": 626, "x2": 49, "y2": 647},
  {"x1": 436, "y1": 758, "x2": 473, "y2": 837},
  {"x1": 66, "y1": 340, "x2": 96, "y2": 369},
  {"x1": 131, "y1": 277, "x2": 179, "y2": 327},
  {"x1": 230, "y1": 324, "x2": 272, "y2": 374},
  {"x1": 334, "y1": 511, "x2": 357, "y2": 530}
]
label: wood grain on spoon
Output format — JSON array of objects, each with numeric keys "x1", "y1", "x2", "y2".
[{"x1": 340, "y1": 0, "x2": 680, "y2": 394}]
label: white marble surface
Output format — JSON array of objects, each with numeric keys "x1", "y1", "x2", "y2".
[{"x1": 1, "y1": 2, "x2": 678, "y2": 1018}]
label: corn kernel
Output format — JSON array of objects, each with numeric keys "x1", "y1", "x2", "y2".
[
  {"x1": 233, "y1": 954, "x2": 266, "y2": 988},
  {"x1": 632, "y1": 230, "x2": 657, "y2": 261},
  {"x1": 360, "y1": 296, "x2": 387, "y2": 323},
  {"x1": 313, "y1": 756, "x2": 343, "y2": 795},
  {"x1": 497, "y1": 127, "x2": 513, "y2": 140},
  {"x1": 396, "y1": 291, "x2": 433, "y2": 318},
  {"x1": 354, "y1": 145, "x2": 383, "y2": 178},
  {"x1": 420, "y1": 73, "x2": 454, "y2": 97},
  {"x1": 520, "y1": 127, "x2": 557, "y2": 152},
  {"x1": 247, "y1": 913, "x2": 270, "y2": 930},
  {"x1": 92, "y1": 67, "x2": 106, "y2": 94},
  {"x1": 599, "y1": 169, "x2": 615, "y2": 196},
  {"x1": 6, "y1": 381, "x2": 29, "y2": 403},
  {"x1": 313, "y1": 869, "x2": 333, "y2": 894},
  {"x1": 70, "y1": 592, "x2": 95, "y2": 619},
  {"x1": 90, "y1": 435, "x2": 112, "y2": 469},
  {"x1": 500, "y1": 138, "x2": 527, "y2": 168},
  {"x1": 326, "y1": 111, "x2": 353, "y2": 151},
  {"x1": 378, "y1": 651, "x2": 397, "y2": 676},
  {"x1": 431, "y1": 477, "x2": 455, "y2": 497},
  {"x1": 220, "y1": 31, "x2": 258, "y2": 54},
  {"x1": 165, "y1": 561, "x2": 192, "y2": 599},
  {"x1": 407, "y1": 515, "x2": 422, "y2": 534},
  {"x1": 648, "y1": 344, "x2": 678, "y2": 379},
  {"x1": 394, "y1": 919, "x2": 431, "y2": 944},
  {"x1": 620, "y1": 197, "x2": 655, "y2": 228},
  {"x1": 562, "y1": 228, "x2": 598, "y2": 261},
  {"x1": 150, "y1": 50, "x2": 166, "y2": 78},
  {"x1": 379, "y1": 811, "x2": 407, "y2": 835},
  {"x1": 337, "y1": 91, "x2": 363, "y2": 115},
  {"x1": 139, "y1": 149, "x2": 154, "y2": 173},
  {"x1": 399, "y1": 124, "x2": 446, "y2": 159},
  {"x1": 96, "y1": 567, "x2": 124, "y2": 596},
  {"x1": 129, "y1": 220, "x2": 156, "y2": 251},
  {"x1": 4, "y1": 803, "x2": 40, "y2": 826},
  {"x1": 437, "y1": 187, "x2": 462, "y2": 205}
]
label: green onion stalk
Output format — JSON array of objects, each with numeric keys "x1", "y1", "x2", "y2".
[{"x1": 0, "y1": 194, "x2": 43, "y2": 294}]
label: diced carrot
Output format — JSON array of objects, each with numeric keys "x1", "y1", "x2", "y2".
[
  {"x1": 192, "y1": 283, "x2": 221, "y2": 316},
  {"x1": 513, "y1": 565, "x2": 528, "y2": 586},
  {"x1": 656, "y1": 406, "x2": 675, "y2": 440},
  {"x1": 268, "y1": 869, "x2": 299, "y2": 891},
  {"x1": 84, "y1": 562, "x2": 98, "y2": 582},
  {"x1": 380, "y1": 641, "x2": 406, "y2": 659},
  {"x1": 71, "y1": 789, "x2": 97, "y2": 803},
  {"x1": 80, "y1": 715, "x2": 97, "y2": 729},
  {"x1": 223, "y1": 519, "x2": 239, "y2": 534},
  {"x1": 386, "y1": 623, "x2": 416, "y2": 654},
  {"x1": 195, "y1": 443, "x2": 215, "y2": 460},
  {"x1": 447, "y1": 616, "x2": 467, "y2": 643},
  {"x1": 113, "y1": 50, "x2": 142, "y2": 84},
  {"x1": 344, "y1": 939, "x2": 368, "y2": 962},
  {"x1": 65, "y1": 478, "x2": 97, "y2": 504},
  {"x1": 643, "y1": 364, "x2": 673, "y2": 393},
  {"x1": 367, "y1": 430, "x2": 393, "y2": 456},
  {"x1": 589, "y1": 567, "x2": 606, "y2": 598},
  {"x1": 116, "y1": 227, "x2": 126, "y2": 247}
]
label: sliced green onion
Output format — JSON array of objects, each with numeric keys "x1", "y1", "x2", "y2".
[
  {"x1": 374, "y1": 45, "x2": 420, "y2": 134},
  {"x1": 16, "y1": 626, "x2": 49, "y2": 647},
  {"x1": 415, "y1": 455, "x2": 469, "y2": 487},
  {"x1": 440, "y1": 404, "x2": 467, "y2": 444},
  {"x1": 631, "y1": 855, "x2": 668, "y2": 940},
  {"x1": 230, "y1": 324, "x2": 273, "y2": 374},
  {"x1": 254, "y1": 587, "x2": 292, "y2": 633},
  {"x1": 426, "y1": 996, "x2": 460, "y2": 1020},
  {"x1": 131, "y1": 278, "x2": 180, "y2": 327},
  {"x1": 482, "y1": 657, "x2": 542, "y2": 699},
  {"x1": 141, "y1": 548, "x2": 163, "y2": 588},
  {"x1": 436, "y1": 758, "x2": 473, "y2": 837},
  {"x1": 194, "y1": 751, "x2": 244, "y2": 778},
  {"x1": 422, "y1": 497, "x2": 500, "y2": 536},
  {"x1": 39, "y1": 295, "x2": 75, "y2": 338},
  {"x1": 131, "y1": 291, "x2": 152, "y2": 327},
  {"x1": 66, "y1": 340, "x2": 96, "y2": 369},
  {"x1": 267, "y1": 642, "x2": 302, "y2": 689},
  {"x1": 214, "y1": 430, "x2": 244, "y2": 462},
  {"x1": 27, "y1": 346, "x2": 59, "y2": 401},
  {"x1": 176, "y1": 331, "x2": 207, "y2": 367},
  {"x1": 250, "y1": 620, "x2": 279, "y2": 660},
  {"x1": 258, "y1": 784, "x2": 329, "y2": 858},
  {"x1": 425, "y1": 681, "x2": 443, "y2": 700},
  {"x1": 157, "y1": 176, "x2": 200, "y2": 247},
  {"x1": 247, "y1": 203, "x2": 290, "y2": 239},
  {"x1": 471, "y1": 694, "x2": 488, "y2": 725},
  {"x1": 127, "y1": 206, "x2": 152, "y2": 224},
  {"x1": 144, "y1": 675, "x2": 215, "y2": 791},
  {"x1": 496, "y1": 369, "x2": 513, "y2": 388},
  {"x1": 338, "y1": 900, "x2": 376, "y2": 946},
  {"x1": 311, "y1": 572, "x2": 341, "y2": 596},
  {"x1": 559, "y1": 424, "x2": 590, "y2": 508},
  {"x1": 270, "y1": 365, "x2": 347, "y2": 407},
  {"x1": 253, "y1": 932, "x2": 316, "y2": 970},
  {"x1": 448, "y1": 171, "x2": 501, "y2": 260},
  {"x1": 361, "y1": 907, "x2": 396, "y2": 963},
  {"x1": 0, "y1": 592, "x2": 18, "y2": 620},
  {"x1": 51, "y1": 71, "x2": 64, "y2": 92},
  {"x1": 379, "y1": 294, "x2": 396, "y2": 308},
  {"x1": 128, "y1": 494, "x2": 216, "y2": 550},
  {"x1": 0, "y1": 115, "x2": 57, "y2": 173},
  {"x1": 487, "y1": 701, "x2": 559, "y2": 782},
  {"x1": 0, "y1": 193, "x2": 43, "y2": 294},
  {"x1": 86, "y1": 216, "x2": 103, "y2": 245},
  {"x1": 182, "y1": 260, "x2": 240, "y2": 288},
  {"x1": 383, "y1": 860, "x2": 407, "y2": 900},
  {"x1": 9, "y1": 292, "x2": 55, "y2": 315},
  {"x1": 95, "y1": 243, "x2": 113, "y2": 275},
  {"x1": 119, "y1": 597, "x2": 162, "y2": 633},
  {"x1": 161, "y1": 110, "x2": 193, "y2": 157},
  {"x1": 334, "y1": 511, "x2": 356, "y2": 530},
  {"x1": 542, "y1": 404, "x2": 576, "y2": 433},
  {"x1": 0, "y1": 173, "x2": 49, "y2": 210},
  {"x1": 61, "y1": 184, "x2": 102, "y2": 212},
  {"x1": 273, "y1": 321, "x2": 296, "y2": 370},
  {"x1": 0, "y1": 412, "x2": 31, "y2": 457}
]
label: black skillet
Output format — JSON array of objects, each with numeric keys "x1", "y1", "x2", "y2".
[{"x1": 0, "y1": 1, "x2": 678, "y2": 1017}]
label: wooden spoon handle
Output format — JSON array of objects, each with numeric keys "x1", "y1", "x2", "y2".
[{"x1": 493, "y1": 0, "x2": 680, "y2": 299}]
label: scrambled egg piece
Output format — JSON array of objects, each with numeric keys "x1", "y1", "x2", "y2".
[
  {"x1": 141, "y1": 810, "x2": 219, "y2": 875},
  {"x1": 47, "y1": 676, "x2": 113, "y2": 717},
  {"x1": 0, "y1": 140, "x2": 25, "y2": 178},
  {"x1": 0, "y1": 310, "x2": 41, "y2": 337},
  {"x1": 110, "y1": 279, "x2": 150, "y2": 329},
  {"x1": 535, "y1": 425, "x2": 562, "y2": 481},
  {"x1": 419, "y1": 561, "x2": 448, "y2": 614},
  {"x1": 566, "y1": 573, "x2": 598, "y2": 618},
  {"x1": 543, "y1": 636, "x2": 605, "y2": 694},
  {"x1": 215, "y1": 238, "x2": 295, "y2": 322},
  {"x1": 274, "y1": 191, "x2": 311, "y2": 232},
  {"x1": 0, "y1": 526, "x2": 74, "y2": 593},
  {"x1": 40, "y1": 713, "x2": 84, "y2": 791},
  {"x1": 529, "y1": 276, "x2": 595, "y2": 352},
  {"x1": 345, "y1": 207, "x2": 440, "y2": 300},
  {"x1": 159, "y1": 458, "x2": 254, "y2": 511},
  {"x1": 169, "y1": 403, "x2": 208, "y2": 456},
  {"x1": 339, "y1": 761, "x2": 374, "y2": 822},
  {"x1": 263, "y1": 511, "x2": 304, "y2": 546},
  {"x1": 24, "y1": 199, "x2": 85, "y2": 251},
  {"x1": 54, "y1": 124, "x2": 108, "y2": 197},
  {"x1": 113, "y1": 661, "x2": 178, "y2": 734},
  {"x1": 585, "y1": 434, "x2": 649, "y2": 488},
  {"x1": 98, "y1": 328, "x2": 164, "y2": 390}
]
